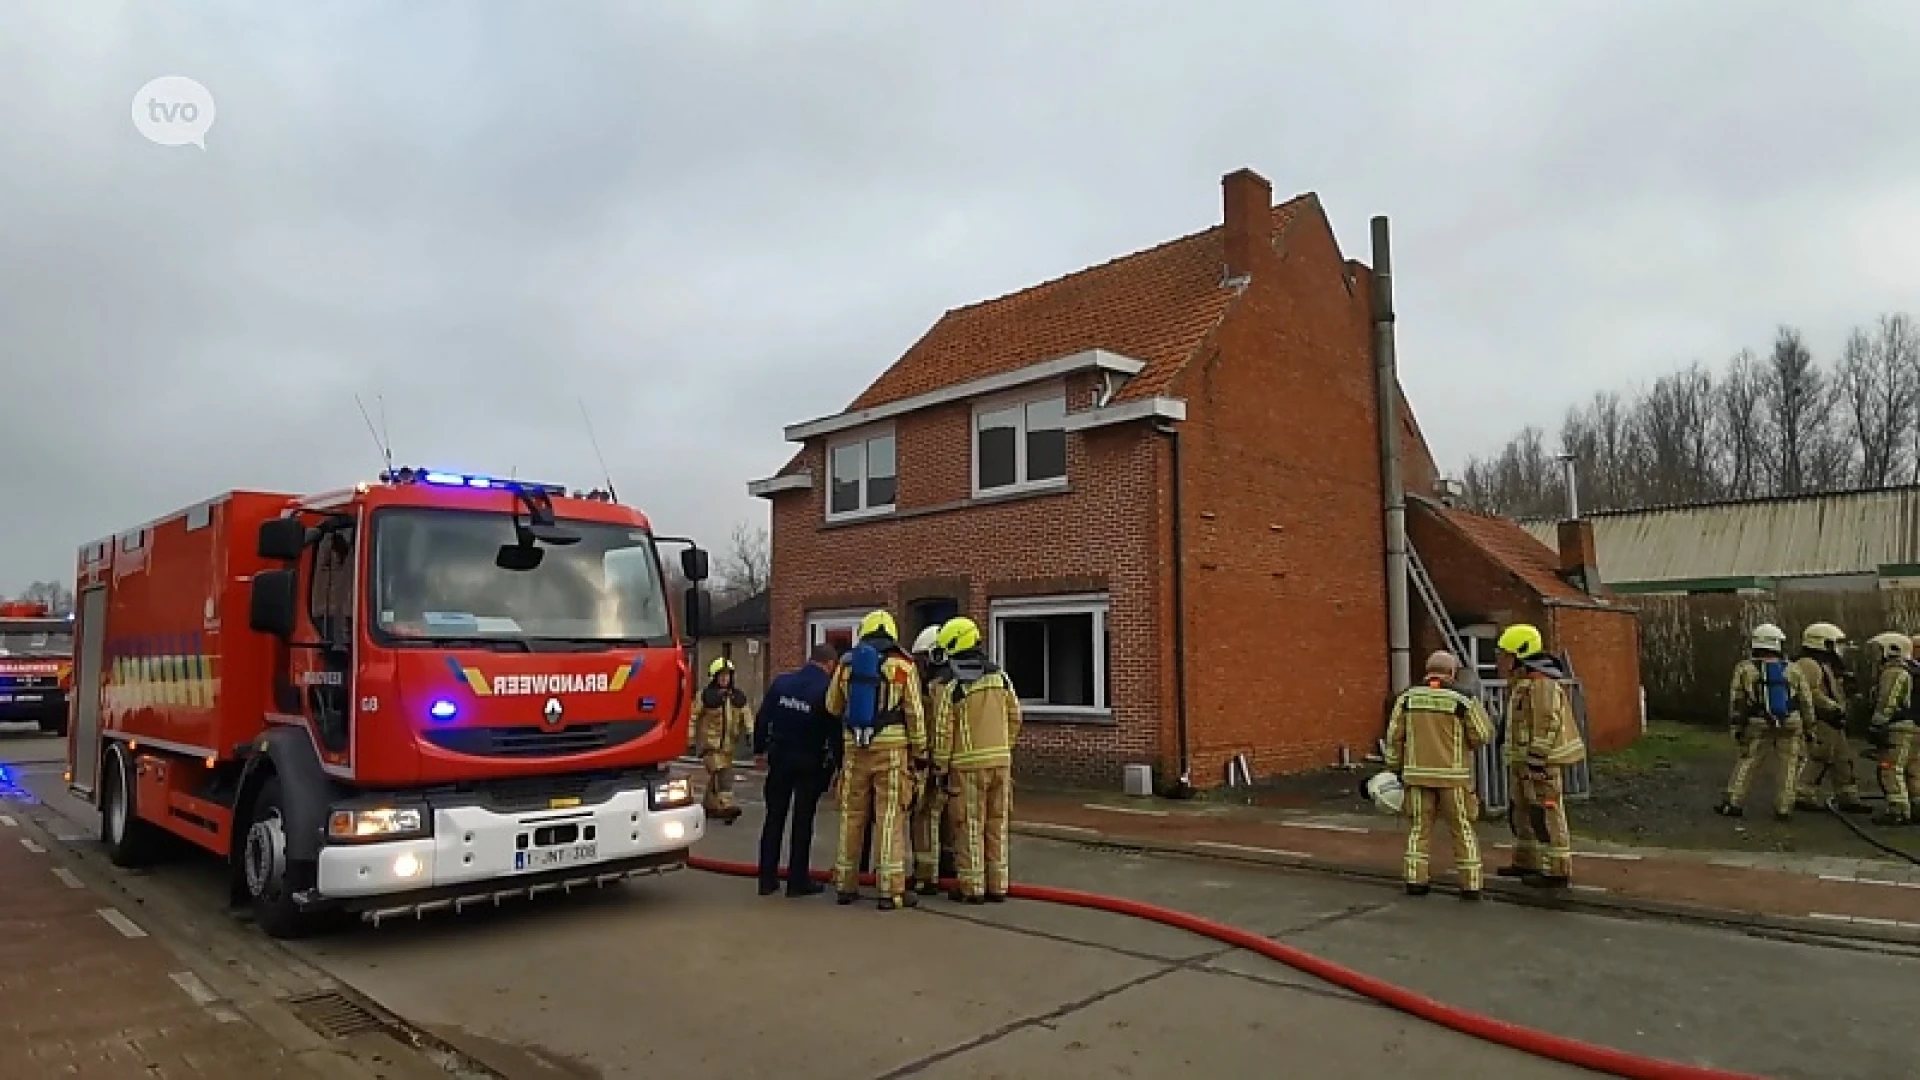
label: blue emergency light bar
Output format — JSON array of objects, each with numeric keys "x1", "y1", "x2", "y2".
[{"x1": 379, "y1": 467, "x2": 568, "y2": 496}]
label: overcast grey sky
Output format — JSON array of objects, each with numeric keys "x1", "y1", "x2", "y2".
[{"x1": 4, "y1": 1, "x2": 1919, "y2": 597}]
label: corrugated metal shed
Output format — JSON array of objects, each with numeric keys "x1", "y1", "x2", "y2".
[{"x1": 1520, "y1": 486, "x2": 1920, "y2": 588}]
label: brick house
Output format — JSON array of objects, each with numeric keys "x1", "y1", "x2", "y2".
[{"x1": 747, "y1": 167, "x2": 1642, "y2": 790}]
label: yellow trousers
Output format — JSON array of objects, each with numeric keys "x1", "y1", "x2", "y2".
[
  {"x1": 949, "y1": 766, "x2": 1012, "y2": 898},
  {"x1": 700, "y1": 750, "x2": 735, "y2": 813},
  {"x1": 911, "y1": 775, "x2": 949, "y2": 886},
  {"x1": 1880, "y1": 728, "x2": 1918, "y2": 820},
  {"x1": 1726, "y1": 718, "x2": 1804, "y2": 815},
  {"x1": 1508, "y1": 764, "x2": 1572, "y2": 880},
  {"x1": 1404, "y1": 785, "x2": 1482, "y2": 891},
  {"x1": 833, "y1": 746, "x2": 911, "y2": 899}
]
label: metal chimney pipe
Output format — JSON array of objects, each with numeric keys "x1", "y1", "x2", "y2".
[
  {"x1": 1371, "y1": 216, "x2": 1411, "y2": 696},
  {"x1": 1558, "y1": 452, "x2": 1580, "y2": 520}
]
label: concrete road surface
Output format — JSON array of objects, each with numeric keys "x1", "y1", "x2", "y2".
[{"x1": 5, "y1": 732, "x2": 1913, "y2": 1079}]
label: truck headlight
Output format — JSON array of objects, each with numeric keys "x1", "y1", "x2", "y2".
[
  {"x1": 328, "y1": 807, "x2": 428, "y2": 842},
  {"x1": 651, "y1": 777, "x2": 692, "y2": 809}
]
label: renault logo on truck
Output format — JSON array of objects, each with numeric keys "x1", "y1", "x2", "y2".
[{"x1": 543, "y1": 697, "x2": 563, "y2": 727}]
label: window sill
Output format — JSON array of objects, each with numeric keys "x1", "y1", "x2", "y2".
[
  {"x1": 1020, "y1": 707, "x2": 1114, "y2": 726},
  {"x1": 972, "y1": 477, "x2": 1067, "y2": 501},
  {"x1": 818, "y1": 484, "x2": 1073, "y2": 531},
  {"x1": 824, "y1": 505, "x2": 897, "y2": 526}
]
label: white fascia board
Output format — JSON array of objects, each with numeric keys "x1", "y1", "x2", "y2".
[
  {"x1": 782, "y1": 349, "x2": 1148, "y2": 443},
  {"x1": 747, "y1": 472, "x2": 813, "y2": 499},
  {"x1": 1059, "y1": 396, "x2": 1187, "y2": 433}
]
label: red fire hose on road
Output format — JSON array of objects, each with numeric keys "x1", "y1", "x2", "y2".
[{"x1": 686, "y1": 854, "x2": 1760, "y2": 1080}]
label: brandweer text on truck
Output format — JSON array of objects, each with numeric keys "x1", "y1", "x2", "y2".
[
  {"x1": 0, "y1": 601, "x2": 73, "y2": 735},
  {"x1": 64, "y1": 466, "x2": 714, "y2": 939}
]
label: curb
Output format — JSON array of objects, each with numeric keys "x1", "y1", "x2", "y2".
[
  {"x1": 4, "y1": 796, "x2": 496, "y2": 1079},
  {"x1": 1011, "y1": 820, "x2": 1920, "y2": 953}
]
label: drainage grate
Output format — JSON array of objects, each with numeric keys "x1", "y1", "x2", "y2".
[{"x1": 285, "y1": 990, "x2": 391, "y2": 1039}]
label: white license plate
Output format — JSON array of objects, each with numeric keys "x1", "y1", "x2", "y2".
[{"x1": 514, "y1": 842, "x2": 596, "y2": 872}]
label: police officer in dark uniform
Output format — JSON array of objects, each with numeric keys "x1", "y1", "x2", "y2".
[{"x1": 753, "y1": 643, "x2": 841, "y2": 896}]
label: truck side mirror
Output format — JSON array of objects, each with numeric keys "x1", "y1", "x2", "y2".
[
  {"x1": 682, "y1": 586, "x2": 708, "y2": 640},
  {"x1": 258, "y1": 518, "x2": 307, "y2": 562},
  {"x1": 249, "y1": 570, "x2": 299, "y2": 638},
  {"x1": 680, "y1": 546, "x2": 710, "y2": 583}
]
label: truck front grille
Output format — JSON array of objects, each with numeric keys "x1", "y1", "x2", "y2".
[{"x1": 422, "y1": 719, "x2": 658, "y2": 760}]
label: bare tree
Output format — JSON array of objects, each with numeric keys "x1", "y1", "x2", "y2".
[
  {"x1": 1458, "y1": 312, "x2": 1920, "y2": 519},
  {"x1": 15, "y1": 581, "x2": 73, "y2": 614},
  {"x1": 1760, "y1": 326, "x2": 1836, "y2": 496},
  {"x1": 1835, "y1": 317, "x2": 1919, "y2": 488},
  {"x1": 1716, "y1": 349, "x2": 1769, "y2": 499},
  {"x1": 1633, "y1": 363, "x2": 1721, "y2": 505},
  {"x1": 718, "y1": 522, "x2": 770, "y2": 602}
]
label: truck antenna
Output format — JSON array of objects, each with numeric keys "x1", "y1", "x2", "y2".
[
  {"x1": 377, "y1": 393, "x2": 394, "y2": 468},
  {"x1": 577, "y1": 398, "x2": 619, "y2": 502},
  {"x1": 354, "y1": 394, "x2": 394, "y2": 474}
]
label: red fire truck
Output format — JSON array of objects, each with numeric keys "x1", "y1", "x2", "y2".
[
  {"x1": 0, "y1": 601, "x2": 73, "y2": 735},
  {"x1": 64, "y1": 467, "x2": 713, "y2": 938}
]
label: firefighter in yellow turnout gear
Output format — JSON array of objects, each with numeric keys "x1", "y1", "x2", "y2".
[
  {"x1": 824, "y1": 610, "x2": 927, "y2": 910},
  {"x1": 693, "y1": 657, "x2": 752, "y2": 824},
  {"x1": 1495, "y1": 624, "x2": 1586, "y2": 889},
  {"x1": 1865, "y1": 631, "x2": 1918, "y2": 827},
  {"x1": 1794, "y1": 622, "x2": 1871, "y2": 814},
  {"x1": 1384, "y1": 651, "x2": 1495, "y2": 899},
  {"x1": 931, "y1": 617, "x2": 1023, "y2": 904},
  {"x1": 1716, "y1": 623, "x2": 1809, "y2": 822},
  {"x1": 909, "y1": 625, "x2": 955, "y2": 896}
]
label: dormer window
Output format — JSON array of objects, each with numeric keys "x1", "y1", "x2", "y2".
[{"x1": 973, "y1": 386, "x2": 1067, "y2": 497}]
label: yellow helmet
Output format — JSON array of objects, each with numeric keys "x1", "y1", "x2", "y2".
[
  {"x1": 1749, "y1": 622, "x2": 1787, "y2": 653},
  {"x1": 936, "y1": 616, "x2": 982, "y2": 655},
  {"x1": 707, "y1": 656, "x2": 735, "y2": 678},
  {"x1": 1801, "y1": 621, "x2": 1846, "y2": 652},
  {"x1": 1496, "y1": 623, "x2": 1544, "y2": 660},
  {"x1": 856, "y1": 609, "x2": 898, "y2": 643}
]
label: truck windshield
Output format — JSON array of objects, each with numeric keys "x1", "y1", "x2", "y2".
[
  {"x1": 0, "y1": 626, "x2": 73, "y2": 656},
  {"x1": 371, "y1": 509, "x2": 673, "y2": 646}
]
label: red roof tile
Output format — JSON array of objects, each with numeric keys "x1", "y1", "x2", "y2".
[
  {"x1": 844, "y1": 198, "x2": 1315, "y2": 411},
  {"x1": 1429, "y1": 501, "x2": 1589, "y2": 602}
]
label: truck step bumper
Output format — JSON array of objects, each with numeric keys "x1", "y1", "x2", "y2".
[
  {"x1": 313, "y1": 787, "x2": 705, "y2": 904},
  {"x1": 320, "y1": 850, "x2": 692, "y2": 926}
]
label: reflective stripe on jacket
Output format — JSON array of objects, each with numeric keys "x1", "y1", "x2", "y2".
[
  {"x1": 1503, "y1": 675, "x2": 1587, "y2": 767},
  {"x1": 934, "y1": 670, "x2": 1022, "y2": 771},
  {"x1": 1384, "y1": 683, "x2": 1492, "y2": 787}
]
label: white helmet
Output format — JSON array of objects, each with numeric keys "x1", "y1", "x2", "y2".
[
  {"x1": 1870, "y1": 631, "x2": 1912, "y2": 660},
  {"x1": 1363, "y1": 770, "x2": 1405, "y2": 815},
  {"x1": 911, "y1": 625, "x2": 940, "y2": 656},
  {"x1": 1750, "y1": 623, "x2": 1787, "y2": 653}
]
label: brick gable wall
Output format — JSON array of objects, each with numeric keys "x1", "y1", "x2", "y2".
[{"x1": 1169, "y1": 202, "x2": 1400, "y2": 781}]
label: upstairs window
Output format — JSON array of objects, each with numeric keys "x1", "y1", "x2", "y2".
[
  {"x1": 974, "y1": 388, "x2": 1067, "y2": 496},
  {"x1": 826, "y1": 428, "x2": 897, "y2": 521}
]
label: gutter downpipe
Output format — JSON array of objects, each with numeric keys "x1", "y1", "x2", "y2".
[
  {"x1": 1372, "y1": 216, "x2": 1412, "y2": 696},
  {"x1": 1156, "y1": 419, "x2": 1195, "y2": 798}
]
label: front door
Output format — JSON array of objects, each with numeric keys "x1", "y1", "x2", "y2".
[
  {"x1": 289, "y1": 515, "x2": 358, "y2": 773},
  {"x1": 908, "y1": 598, "x2": 960, "y2": 647}
]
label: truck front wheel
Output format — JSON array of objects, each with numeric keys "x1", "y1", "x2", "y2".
[
  {"x1": 37, "y1": 706, "x2": 67, "y2": 737},
  {"x1": 242, "y1": 776, "x2": 322, "y2": 940}
]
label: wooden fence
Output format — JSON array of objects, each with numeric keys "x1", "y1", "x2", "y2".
[{"x1": 1635, "y1": 588, "x2": 1920, "y2": 723}]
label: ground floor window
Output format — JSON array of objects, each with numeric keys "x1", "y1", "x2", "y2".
[
  {"x1": 988, "y1": 593, "x2": 1110, "y2": 716},
  {"x1": 805, "y1": 609, "x2": 866, "y2": 657}
]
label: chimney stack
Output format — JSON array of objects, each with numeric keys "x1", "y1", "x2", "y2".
[
  {"x1": 1222, "y1": 168, "x2": 1272, "y2": 281},
  {"x1": 1557, "y1": 519, "x2": 1602, "y2": 595}
]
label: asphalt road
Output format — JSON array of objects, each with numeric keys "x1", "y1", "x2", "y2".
[{"x1": 4, "y1": 730, "x2": 1913, "y2": 1080}]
